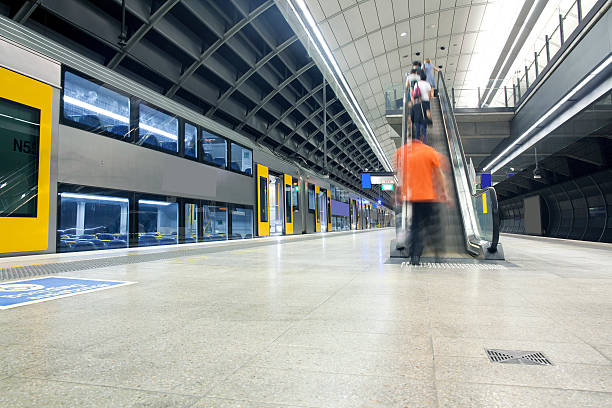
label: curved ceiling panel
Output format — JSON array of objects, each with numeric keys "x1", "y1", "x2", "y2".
[
  {"x1": 0, "y1": 0, "x2": 389, "y2": 199},
  {"x1": 302, "y1": 0, "x2": 522, "y2": 163}
]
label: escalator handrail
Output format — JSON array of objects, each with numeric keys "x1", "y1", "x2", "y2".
[
  {"x1": 401, "y1": 72, "x2": 411, "y2": 144},
  {"x1": 436, "y1": 72, "x2": 472, "y2": 193},
  {"x1": 436, "y1": 72, "x2": 487, "y2": 256}
]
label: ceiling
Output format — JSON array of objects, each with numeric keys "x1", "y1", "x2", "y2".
[
  {"x1": 0, "y1": 0, "x2": 391, "y2": 201},
  {"x1": 302, "y1": 0, "x2": 524, "y2": 163}
]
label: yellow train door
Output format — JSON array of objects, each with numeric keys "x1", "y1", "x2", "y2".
[
  {"x1": 256, "y1": 164, "x2": 269, "y2": 236},
  {"x1": 326, "y1": 189, "x2": 332, "y2": 232},
  {"x1": 314, "y1": 185, "x2": 321, "y2": 232},
  {"x1": 283, "y1": 174, "x2": 293, "y2": 235},
  {"x1": 0, "y1": 67, "x2": 53, "y2": 253}
]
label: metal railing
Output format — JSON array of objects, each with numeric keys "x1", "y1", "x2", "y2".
[
  {"x1": 384, "y1": 1, "x2": 603, "y2": 110},
  {"x1": 386, "y1": 82, "x2": 516, "y2": 110},
  {"x1": 451, "y1": 86, "x2": 516, "y2": 109},
  {"x1": 509, "y1": 0, "x2": 600, "y2": 105}
]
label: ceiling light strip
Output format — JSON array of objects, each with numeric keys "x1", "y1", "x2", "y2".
[
  {"x1": 485, "y1": 54, "x2": 612, "y2": 173},
  {"x1": 490, "y1": 72, "x2": 612, "y2": 174},
  {"x1": 0, "y1": 14, "x2": 379, "y2": 204},
  {"x1": 279, "y1": 0, "x2": 392, "y2": 171},
  {"x1": 481, "y1": 0, "x2": 540, "y2": 104}
]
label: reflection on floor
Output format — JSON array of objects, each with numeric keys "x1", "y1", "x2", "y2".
[{"x1": 0, "y1": 230, "x2": 611, "y2": 407}]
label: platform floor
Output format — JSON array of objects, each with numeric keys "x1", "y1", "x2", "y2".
[{"x1": 0, "y1": 230, "x2": 611, "y2": 407}]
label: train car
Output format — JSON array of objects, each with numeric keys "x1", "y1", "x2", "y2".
[{"x1": 0, "y1": 35, "x2": 391, "y2": 257}]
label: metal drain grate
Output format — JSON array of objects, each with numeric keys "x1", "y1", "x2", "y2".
[{"x1": 485, "y1": 349, "x2": 553, "y2": 365}]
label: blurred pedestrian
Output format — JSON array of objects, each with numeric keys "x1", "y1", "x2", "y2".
[
  {"x1": 394, "y1": 139, "x2": 448, "y2": 265},
  {"x1": 412, "y1": 70, "x2": 432, "y2": 111},
  {"x1": 423, "y1": 58, "x2": 440, "y2": 96},
  {"x1": 410, "y1": 95, "x2": 427, "y2": 143},
  {"x1": 407, "y1": 68, "x2": 420, "y2": 92},
  {"x1": 411, "y1": 70, "x2": 432, "y2": 142}
]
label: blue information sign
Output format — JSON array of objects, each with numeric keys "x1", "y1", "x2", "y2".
[
  {"x1": 362, "y1": 173, "x2": 371, "y2": 189},
  {"x1": 481, "y1": 173, "x2": 492, "y2": 188},
  {"x1": 0, "y1": 276, "x2": 135, "y2": 309}
]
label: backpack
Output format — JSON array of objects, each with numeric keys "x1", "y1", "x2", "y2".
[{"x1": 412, "y1": 83, "x2": 421, "y2": 99}]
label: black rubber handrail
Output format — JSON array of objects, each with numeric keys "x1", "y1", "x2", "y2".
[{"x1": 437, "y1": 72, "x2": 471, "y2": 179}]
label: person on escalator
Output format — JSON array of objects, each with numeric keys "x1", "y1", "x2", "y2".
[
  {"x1": 394, "y1": 139, "x2": 448, "y2": 265},
  {"x1": 424, "y1": 58, "x2": 440, "y2": 97},
  {"x1": 410, "y1": 96, "x2": 428, "y2": 143},
  {"x1": 407, "y1": 68, "x2": 420, "y2": 92},
  {"x1": 412, "y1": 70, "x2": 432, "y2": 114}
]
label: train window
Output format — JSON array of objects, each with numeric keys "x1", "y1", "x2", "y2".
[
  {"x1": 184, "y1": 122, "x2": 198, "y2": 158},
  {"x1": 62, "y1": 71, "x2": 130, "y2": 139},
  {"x1": 285, "y1": 184, "x2": 292, "y2": 223},
  {"x1": 292, "y1": 181, "x2": 299, "y2": 212},
  {"x1": 308, "y1": 185, "x2": 315, "y2": 211},
  {"x1": 202, "y1": 130, "x2": 227, "y2": 168},
  {"x1": 0, "y1": 97, "x2": 40, "y2": 217},
  {"x1": 231, "y1": 207, "x2": 253, "y2": 239},
  {"x1": 230, "y1": 142, "x2": 252, "y2": 175},
  {"x1": 202, "y1": 204, "x2": 227, "y2": 241},
  {"x1": 259, "y1": 177, "x2": 268, "y2": 222},
  {"x1": 57, "y1": 192, "x2": 129, "y2": 252},
  {"x1": 137, "y1": 199, "x2": 178, "y2": 246},
  {"x1": 185, "y1": 203, "x2": 198, "y2": 242},
  {"x1": 138, "y1": 104, "x2": 178, "y2": 152}
]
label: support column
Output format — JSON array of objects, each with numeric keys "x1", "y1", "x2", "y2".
[
  {"x1": 76, "y1": 201, "x2": 85, "y2": 235},
  {"x1": 120, "y1": 203, "x2": 128, "y2": 235}
]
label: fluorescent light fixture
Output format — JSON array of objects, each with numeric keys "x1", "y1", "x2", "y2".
[
  {"x1": 139, "y1": 123, "x2": 178, "y2": 141},
  {"x1": 0, "y1": 182, "x2": 6, "y2": 189},
  {"x1": 485, "y1": 54, "x2": 612, "y2": 173},
  {"x1": 0, "y1": 112, "x2": 40, "y2": 126},
  {"x1": 480, "y1": 0, "x2": 537, "y2": 102},
  {"x1": 63, "y1": 96, "x2": 129, "y2": 123},
  {"x1": 60, "y1": 192, "x2": 129, "y2": 203},
  {"x1": 288, "y1": 0, "x2": 391, "y2": 171},
  {"x1": 63, "y1": 96, "x2": 178, "y2": 141},
  {"x1": 139, "y1": 199, "x2": 173, "y2": 206},
  {"x1": 489, "y1": 58, "x2": 612, "y2": 173}
]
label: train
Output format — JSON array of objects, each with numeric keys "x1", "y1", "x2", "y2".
[{"x1": 0, "y1": 33, "x2": 393, "y2": 257}]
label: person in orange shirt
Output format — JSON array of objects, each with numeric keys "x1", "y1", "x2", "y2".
[{"x1": 394, "y1": 139, "x2": 448, "y2": 265}]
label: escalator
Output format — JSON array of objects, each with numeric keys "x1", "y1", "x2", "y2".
[{"x1": 390, "y1": 73, "x2": 504, "y2": 260}]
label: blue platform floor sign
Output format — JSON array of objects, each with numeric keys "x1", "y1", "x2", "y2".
[{"x1": 0, "y1": 276, "x2": 135, "y2": 309}]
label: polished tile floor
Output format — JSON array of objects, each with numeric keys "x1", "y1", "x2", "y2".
[{"x1": 0, "y1": 230, "x2": 611, "y2": 407}]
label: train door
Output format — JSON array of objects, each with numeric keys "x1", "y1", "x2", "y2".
[
  {"x1": 256, "y1": 164, "x2": 269, "y2": 237},
  {"x1": 283, "y1": 174, "x2": 293, "y2": 235},
  {"x1": 268, "y1": 174, "x2": 283, "y2": 235},
  {"x1": 326, "y1": 189, "x2": 332, "y2": 233},
  {"x1": 314, "y1": 185, "x2": 321, "y2": 232},
  {"x1": 318, "y1": 189, "x2": 326, "y2": 232},
  {"x1": 0, "y1": 67, "x2": 53, "y2": 254}
]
